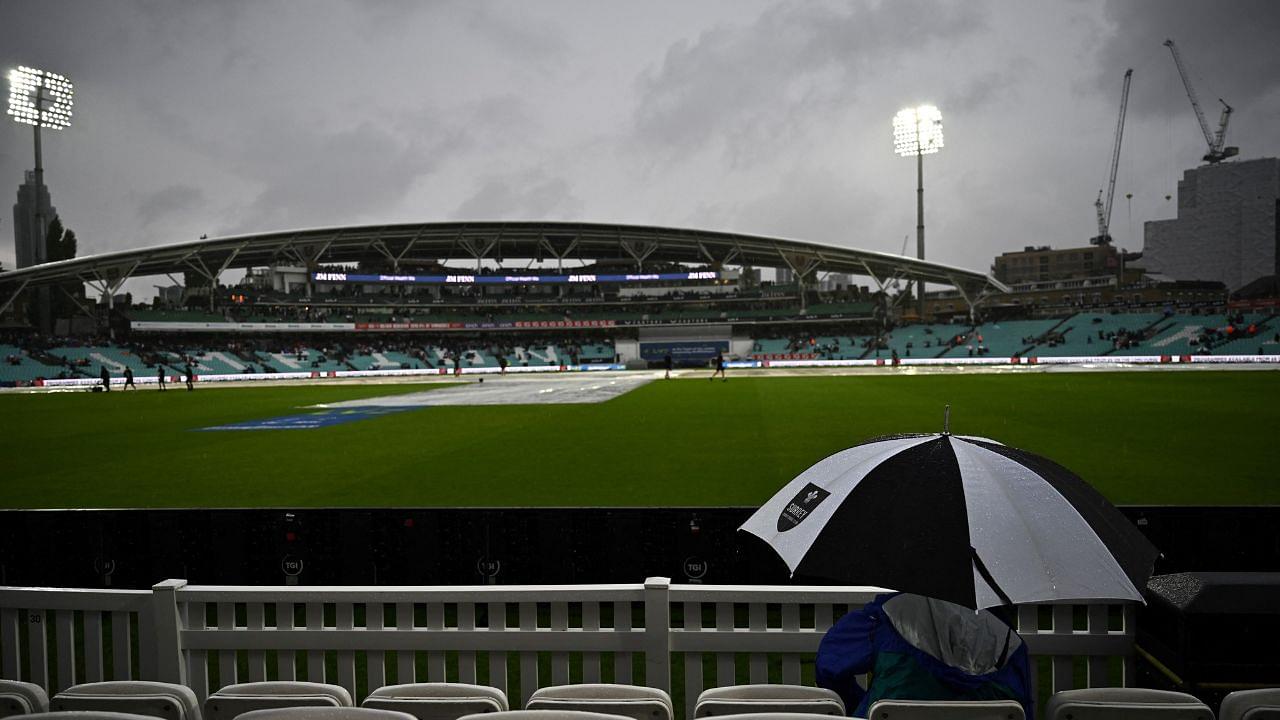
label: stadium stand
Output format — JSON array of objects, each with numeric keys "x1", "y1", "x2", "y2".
[
  {"x1": 0, "y1": 344, "x2": 70, "y2": 383},
  {"x1": 8, "y1": 296, "x2": 1278, "y2": 388},
  {"x1": 1032, "y1": 313, "x2": 1164, "y2": 357},
  {"x1": 749, "y1": 334, "x2": 877, "y2": 360},
  {"x1": 48, "y1": 345, "x2": 154, "y2": 376},
  {"x1": 877, "y1": 324, "x2": 974, "y2": 358},
  {"x1": 937, "y1": 319, "x2": 1060, "y2": 358},
  {"x1": 1122, "y1": 313, "x2": 1240, "y2": 355}
]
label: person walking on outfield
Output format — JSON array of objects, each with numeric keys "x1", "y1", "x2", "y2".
[
  {"x1": 664, "y1": 352, "x2": 673, "y2": 380},
  {"x1": 498, "y1": 354, "x2": 508, "y2": 375},
  {"x1": 100, "y1": 365, "x2": 111, "y2": 392},
  {"x1": 157, "y1": 365, "x2": 167, "y2": 391},
  {"x1": 184, "y1": 362, "x2": 195, "y2": 391},
  {"x1": 123, "y1": 366, "x2": 136, "y2": 390},
  {"x1": 711, "y1": 351, "x2": 727, "y2": 381},
  {"x1": 453, "y1": 353, "x2": 462, "y2": 377}
]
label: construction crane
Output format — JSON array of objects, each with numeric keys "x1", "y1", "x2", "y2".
[
  {"x1": 1092, "y1": 68, "x2": 1132, "y2": 246},
  {"x1": 1164, "y1": 38, "x2": 1238, "y2": 164}
]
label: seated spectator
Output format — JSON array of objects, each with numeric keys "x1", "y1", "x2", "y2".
[{"x1": 817, "y1": 593, "x2": 1032, "y2": 719}]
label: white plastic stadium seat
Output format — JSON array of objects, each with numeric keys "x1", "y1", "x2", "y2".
[
  {"x1": 526, "y1": 685, "x2": 672, "y2": 720},
  {"x1": 1044, "y1": 688, "x2": 1213, "y2": 720},
  {"x1": 235, "y1": 709, "x2": 415, "y2": 720},
  {"x1": 866, "y1": 699, "x2": 1024, "y2": 720},
  {"x1": 361, "y1": 684, "x2": 507, "y2": 720},
  {"x1": 458, "y1": 711, "x2": 634, "y2": 720},
  {"x1": 8, "y1": 712, "x2": 163, "y2": 720},
  {"x1": 0, "y1": 680, "x2": 49, "y2": 718},
  {"x1": 694, "y1": 685, "x2": 844, "y2": 717},
  {"x1": 1220, "y1": 690, "x2": 1280, "y2": 720},
  {"x1": 52, "y1": 682, "x2": 202, "y2": 720},
  {"x1": 205, "y1": 683, "x2": 353, "y2": 720}
]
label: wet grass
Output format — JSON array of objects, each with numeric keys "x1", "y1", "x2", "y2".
[{"x1": 2, "y1": 371, "x2": 1277, "y2": 508}]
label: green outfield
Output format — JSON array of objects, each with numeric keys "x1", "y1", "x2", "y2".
[{"x1": 1, "y1": 371, "x2": 1277, "y2": 508}]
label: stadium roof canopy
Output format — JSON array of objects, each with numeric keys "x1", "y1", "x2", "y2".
[{"x1": 0, "y1": 220, "x2": 1008, "y2": 308}]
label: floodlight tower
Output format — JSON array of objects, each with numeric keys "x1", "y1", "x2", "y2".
[
  {"x1": 7, "y1": 66, "x2": 75, "y2": 267},
  {"x1": 893, "y1": 105, "x2": 943, "y2": 319}
]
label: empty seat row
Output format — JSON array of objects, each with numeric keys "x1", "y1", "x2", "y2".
[
  {"x1": 0, "y1": 682, "x2": 826, "y2": 720},
  {"x1": 2, "y1": 680, "x2": 1277, "y2": 720}
]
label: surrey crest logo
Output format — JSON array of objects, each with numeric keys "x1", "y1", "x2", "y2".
[{"x1": 777, "y1": 482, "x2": 831, "y2": 532}]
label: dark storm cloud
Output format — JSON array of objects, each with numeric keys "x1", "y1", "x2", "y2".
[
  {"x1": 453, "y1": 171, "x2": 583, "y2": 220},
  {"x1": 732, "y1": 165, "x2": 883, "y2": 246},
  {"x1": 1095, "y1": 0, "x2": 1280, "y2": 117},
  {"x1": 216, "y1": 91, "x2": 540, "y2": 234},
  {"x1": 137, "y1": 185, "x2": 204, "y2": 228},
  {"x1": 632, "y1": 0, "x2": 988, "y2": 164},
  {"x1": 1, "y1": 0, "x2": 1276, "y2": 282},
  {"x1": 225, "y1": 121, "x2": 434, "y2": 235},
  {"x1": 944, "y1": 70, "x2": 1021, "y2": 115}
]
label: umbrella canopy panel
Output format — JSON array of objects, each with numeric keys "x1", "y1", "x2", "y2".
[{"x1": 740, "y1": 434, "x2": 1157, "y2": 609}]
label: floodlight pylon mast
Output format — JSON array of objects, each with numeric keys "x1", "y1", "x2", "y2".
[
  {"x1": 916, "y1": 138, "x2": 924, "y2": 319},
  {"x1": 893, "y1": 105, "x2": 942, "y2": 319}
]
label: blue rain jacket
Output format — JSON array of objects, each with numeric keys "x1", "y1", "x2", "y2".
[{"x1": 816, "y1": 593, "x2": 1034, "y2": 719}]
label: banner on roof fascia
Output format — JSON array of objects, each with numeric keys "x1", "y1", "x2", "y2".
[
  {"x1": 512, "y1": 319, "x2": 617, "y2": 328},
  {"x1": 131, "y1": 321, "x2": 356, "y2": 332},
  {"x1": 354, "y1": 322, "x2": 460, "y2": 331},
  {"x1": 312, "y1": 270, "x2": 722, "y2": 284}
]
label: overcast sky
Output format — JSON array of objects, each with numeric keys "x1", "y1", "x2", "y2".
[{"x1": 2, "y1": 0, "x2": 1278, "y2": 285}]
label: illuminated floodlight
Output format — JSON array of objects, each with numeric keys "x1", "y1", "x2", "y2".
[
  {"x1": 7, "y1": 65, "x2": 75, "y2": 130},
  {"x1": 893, "y1": 104, "x2": 943, "y2": 156}
]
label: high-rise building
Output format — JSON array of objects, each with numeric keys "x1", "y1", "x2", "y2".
[
  {"x1": 13, "y1": 170, "x2": 55, "y2": 268},
  {"x1": 1143, "y1": 157, "x2": 1279, "y2": 292}
]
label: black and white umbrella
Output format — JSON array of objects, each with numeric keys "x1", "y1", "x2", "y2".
[{"x1": 740, "y1": 432, "x2": 1158, "y2": 609}]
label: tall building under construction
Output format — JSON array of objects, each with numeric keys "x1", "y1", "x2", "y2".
[
  {"x1": 12, "y1": 169, "x2": 55, "y2": 269},
  {"x1": 1143, "y1": 157, "x2": 1279, "y2": 292}
]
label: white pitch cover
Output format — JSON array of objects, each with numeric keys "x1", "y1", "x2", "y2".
[
  {"x1": 739, "y1": 435, "x2": 937, "y2": 573},
  {"x1": 949, "y1": 436, "x2": 1141, "y2": 607}
]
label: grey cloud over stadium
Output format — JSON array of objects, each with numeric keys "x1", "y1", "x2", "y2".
[{"x1": 1, "y1": 0, "x2": 1278, "y2": 288}]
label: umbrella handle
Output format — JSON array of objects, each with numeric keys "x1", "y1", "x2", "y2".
[{"x1": 944, "y1": 404, "x2": 951, "y2": 434}]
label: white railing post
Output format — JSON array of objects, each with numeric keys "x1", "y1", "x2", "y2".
[
  {"x1": 643, "y1": 577, "x2": 671, "y2": 692},
  {"x1": 151, "y1": 579, "x2": 188, "y2": 684}
]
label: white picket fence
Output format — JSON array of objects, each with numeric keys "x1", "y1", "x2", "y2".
[{"x1": 1, "y1": 578, "x2": 1135, "y2": 718}]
